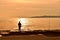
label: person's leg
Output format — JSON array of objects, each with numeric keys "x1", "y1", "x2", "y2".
[
  {"x1": 18, "y1": 26, "x2": 21, "y2": 32},
  {"x1": 19, "y1": 26, "x2": 20, "y2": 31}
]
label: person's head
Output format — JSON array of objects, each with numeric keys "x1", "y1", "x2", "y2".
[{"x1": 18, "y1": 21, "x2": 21, "y2": 24}]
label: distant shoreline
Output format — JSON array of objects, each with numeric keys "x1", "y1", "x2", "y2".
[{"x1": 31, "y1": 16, "x2": 60, "y2": 18}]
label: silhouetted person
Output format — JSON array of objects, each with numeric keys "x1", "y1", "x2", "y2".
[{"x1": 18, "y1": 21, "x2": 21, "y2": 31}]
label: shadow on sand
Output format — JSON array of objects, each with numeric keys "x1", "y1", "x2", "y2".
[
  {"x1": 1, "y1": 30, "x2": 60, "y2": 37},
  {"x1": 42, "y1": 31, "x2": 60, "y2": 37}
]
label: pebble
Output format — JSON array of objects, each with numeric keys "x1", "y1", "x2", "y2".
[{"x1": 0, "y1": 35, "x2": 2, "y2": 37}]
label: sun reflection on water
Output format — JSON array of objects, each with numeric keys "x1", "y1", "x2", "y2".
[
  {"x1": 18, "y1": 18, "x2": 29, "y2": 25},
  {"x1": 17, "y1": 18, "x2": 30, "y2": 31}
]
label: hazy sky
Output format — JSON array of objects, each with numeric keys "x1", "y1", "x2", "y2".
[{"x1": 0, "y1": 0, "x2": 60, "y2": 19}]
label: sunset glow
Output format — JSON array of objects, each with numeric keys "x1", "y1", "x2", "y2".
[
  {"x1": 0, "y1": 0, "x2": 60, "y2": 30},
  {"x1": 18, "y1": 18, "x2": 29, "y2": 25}
]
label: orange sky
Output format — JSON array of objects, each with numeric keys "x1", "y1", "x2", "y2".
[{"x1": 0, "y1": 0, "x2": 60, "y2": 19}]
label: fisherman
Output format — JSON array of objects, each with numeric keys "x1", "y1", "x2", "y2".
[{"x1": 18, "y1": 21, "x2": 21, "y2": 31}]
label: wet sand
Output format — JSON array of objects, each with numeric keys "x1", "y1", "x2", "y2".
[{"x1": 0, "y1": 34, "x2": 60, "y2": 40}]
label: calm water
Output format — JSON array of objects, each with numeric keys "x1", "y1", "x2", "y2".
[{"x1": 0, "y1": 18, "x2": 60, "y2": 31}]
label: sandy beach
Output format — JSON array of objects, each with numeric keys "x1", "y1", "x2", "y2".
[{"x1": 0, "y1": 34, "x2": 60, "y2": 40}]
